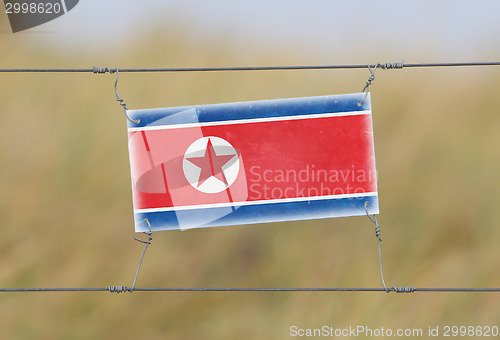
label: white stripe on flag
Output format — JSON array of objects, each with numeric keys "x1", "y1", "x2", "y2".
[
  {"x1": 134, "y1": 192, "x2": 378, "y2": 214},
  {"x1": 128, "y1": 110, "x2": 371, "y2": 132}
]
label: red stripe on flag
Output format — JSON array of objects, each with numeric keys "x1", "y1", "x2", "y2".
[
  {"x1": 141, "y1": 131, "x2": 151, "y2": 151},
  {"x1": 130, "y1": 114, "x2": 376, "y2": 210},
  {"x1": 160, "y1": 163, "x2": 169, "y2": 193}
]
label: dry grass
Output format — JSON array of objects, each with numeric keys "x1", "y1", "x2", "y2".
[{"x1": 1, "y1": 17, "x2": 500, "y2": 339}]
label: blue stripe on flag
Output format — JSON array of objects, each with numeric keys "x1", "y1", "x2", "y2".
[
  {"x1": 127, "y1": 93, "x2": 370, "y2": 128},
  {"x1": 134, "y1": 195, "x2": 379, "y2": 232}
]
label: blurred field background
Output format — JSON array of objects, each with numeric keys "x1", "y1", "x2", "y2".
[{"x1": 1, "y1": 2, "x2": 500, "y2": 339}]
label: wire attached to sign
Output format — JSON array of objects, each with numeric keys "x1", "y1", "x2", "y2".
[
  {"x1": 364, "y1": 202, "x2": 414, "y2": 294},
  {"x1": 364, "y1": 201, "x2": 389, "y2": 291},
  {"x1": 92, "y1": 66, "x2": 140, "y2": 124},
  {"x1": 107, "y1": 219, "x2": 154, "y2": 293},
  {"x1": 113, "y1": 69, "x2": 140, "y2": 124},
  {"x1": 358, "y1": 64, "x2": 378, "y2": 106},
  {"x1": 358, "y1": 61, "x2": 404, "y2": 106},
  {"x1": 130, "y1": 218, "x2": 154, "y2": 292}
]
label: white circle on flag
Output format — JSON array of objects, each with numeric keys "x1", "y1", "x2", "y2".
[{"x1": 183, "y1": 136, "x2": 240, "y2": 193}]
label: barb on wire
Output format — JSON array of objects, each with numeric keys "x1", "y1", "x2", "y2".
[
  {"x1": 92, "y1": 67, "x2": 114, "y2": 74},
  {"x1": 379, "y1": 61, "x2": 405, "y2": 70},
  {"x1": 108, "y1": 286, "x2": 128, "y2": 294}
]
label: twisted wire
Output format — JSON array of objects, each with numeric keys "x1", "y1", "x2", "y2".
[
  {"x1": 358, "y1": 63, "x2": 383, "y2": 106},
  {"x1": 130, "y1": 219, "x2": 154, "y2": 292},
  {"x1": 364, "y1": 202, "x2": 389, "y2": 292},
  {"x1": 92, "y1": 67, "x2": 115, "y2": 74},
  {"x1": 364, "y1": 202, "x2": 416, "y2": 294},
  {"x1": 112, "y1": 68, "x2": 140, "y2": 124},
  {"x1": 392, "y1": 286, "x2": 415, "y2": 293},
  {"x1": 108, "y1": 286, "x2": 129, "y2": 293},
  {"x1": 379, "y1": 61, "x2": 405, "y2": 69}
]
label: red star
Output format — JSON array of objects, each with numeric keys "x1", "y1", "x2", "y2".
[{"x1": 186, "y1": 138, "x2": 236, "y2": 188}]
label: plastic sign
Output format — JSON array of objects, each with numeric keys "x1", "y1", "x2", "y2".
[{"x1": 126, "y1": 93, "x2": 378, "y2": 232}]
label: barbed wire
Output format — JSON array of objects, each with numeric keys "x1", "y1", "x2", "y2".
[{"x1": 0, "y1": 61, "x2": 499, "y2": 73}]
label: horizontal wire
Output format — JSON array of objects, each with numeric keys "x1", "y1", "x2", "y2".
[
  {"x1": 0, "y1": 62, "x2": 500, "y2": 73},
  {"x1": 1, "y1": 287, "x2": 500, "y2": 293}
]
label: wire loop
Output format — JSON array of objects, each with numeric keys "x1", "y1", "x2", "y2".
[
  {"x1": 130, "y1": 219, "x2": 154, "y2": 292},
  {"x1": 93, "y1": 66, "x2": 139, "y2": 123},
  {"x1": 358, "y1": 64, "x2": 378, "y2": 106},
  {"x1": 364, "y1": 202, "x2": 416, "y2": 294},
  {"x1": 358, "y1": 61, "x2": 404, "y2": 106},
  {"x1": 364, "y1": 201, "x2": 389, "y2": 292},
  {"x1": 113, "y1": 68, "x2": 140, "y2": 124}
]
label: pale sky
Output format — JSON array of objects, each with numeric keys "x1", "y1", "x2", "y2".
[{"x1": 4, "y1": 0, "x2": 500, "y2": 61}]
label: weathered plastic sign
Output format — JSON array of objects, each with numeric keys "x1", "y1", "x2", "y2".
[{"x1": 127, "y1": 93, "x2": 378, "y2": 232}]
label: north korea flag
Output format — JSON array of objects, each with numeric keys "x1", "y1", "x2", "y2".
[{"x1": 126, "y1": 93, "x2": 378, "y2": 232}]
